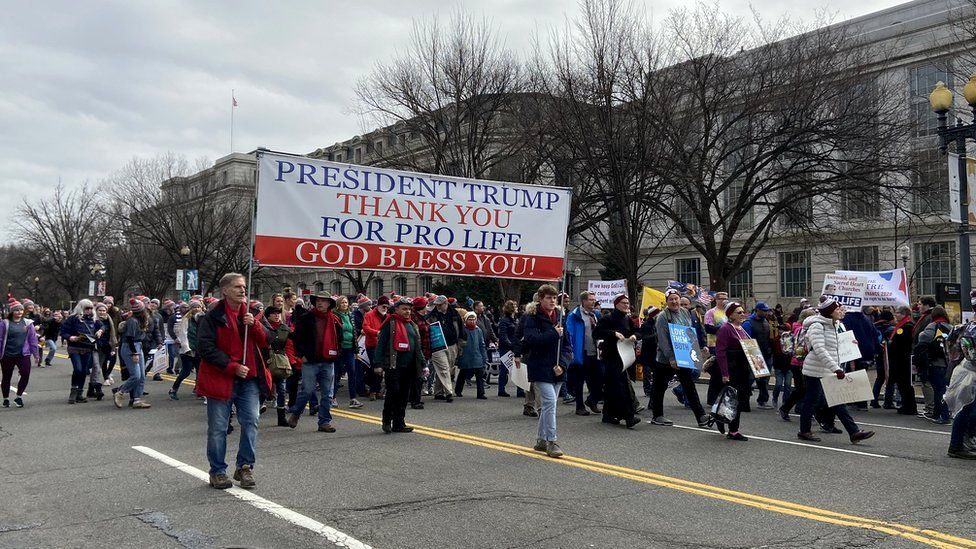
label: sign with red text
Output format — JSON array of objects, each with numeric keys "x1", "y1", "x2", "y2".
[
  {"x1": 835, "y1": 269, "x2": 910, "y2": 308},
  {"x1": 253, "y1": 151, "x2": 572, "y2": 280}
]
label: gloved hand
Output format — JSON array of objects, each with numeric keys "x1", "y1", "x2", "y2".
[{"x1": 835, "y1": 370, "x2": 845, "y2": 380}]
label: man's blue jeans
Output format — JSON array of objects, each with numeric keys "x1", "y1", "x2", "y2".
[
  {"x1": 117, "y1": 342, "x2": 146, "y2": 402},
  {"x1": 44, "y1": 339, "x2": 57, "y2": 364},
  {"x1": 291, "y1": 362, "x2": 335, "y2": 426},
  {"x1": 536, "y1": 381, "x2": 563, "y2": 442},
  {"x1": 207, "y1": 377, "x2": 260, "y2": 475}
]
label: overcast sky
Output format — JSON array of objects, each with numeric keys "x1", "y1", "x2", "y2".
[{"x1": 1, "y1": 0, "x2": 905, "y2": 240}]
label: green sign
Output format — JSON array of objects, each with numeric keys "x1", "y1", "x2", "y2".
[{"x1": 180, "y1": 291, "x2": 190, "y2": 302}]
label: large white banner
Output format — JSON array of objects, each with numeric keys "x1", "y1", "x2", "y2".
[
  {"x1": 254, "y1": 151, "x2": 572, "y2": 280},
  {"x1": 835, "y1": 269, "x2": 910, "y2": 308},
  {"x1": 588, "y1": 279, "x2": 627, "y2": 308}
]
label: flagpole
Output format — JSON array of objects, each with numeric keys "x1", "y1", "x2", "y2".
[{"x1": 230, "y1": 89, "x2": 235, "y2": 153}]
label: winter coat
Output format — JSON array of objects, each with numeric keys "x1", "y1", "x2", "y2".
[
  {"x1": 887, "y1": 320, "x2": 914, "y2": 374},
  {"x1": 361, "y1": 308, "x2": 387, "y2": 350},
  {"x1": 637, "y1": 316, "x2": 658, "y2": 368},
  {"x1": 742, "y1": 314, "x2": 772, "y2": 360},
  {"x1": 593, "y1": 308, "x2": 635, "y2": 371},
  {"x1": 292, "y1": 309, "x2": 344, "y2": 364},
  {"x1": 427, "y1": 305, "x2": 466, "y2": 346},
  {"x1": 0, "y1": 319, "x2": 40, "y2": 359},
  {"x1": 914, "y1": 317, "x2": 953, "y2": 371},
  {"x1": 566, "y1": 305, "x2": 601, "y2": 366},
  {"x1": 497, "y1": 315, "x2": 517, "y2": 357},
  {"x1": 373, "y1": 318, "x2": 425, "y2": 375},
  {"x1": 801, "y1": 314, "x2": 845, "y2": 378},
  {"x1": 476, "y1": 313, "x2": 497, "y2": 346},
  {"x1": 655, "y1": 307, "x2": 692, "y2": 364},
  {"x1": 413, "y1": 313, "x2": 432, "y2": 361},
  {"x1": 196, "y1": 300, "x2": 271, "y2": 401},
  {"x1": 458, "y1": 325, "x2": 488, "y2": 370},
  {"x1": 513, "y1": 303, "x2": 572, "y2": 384},
  {"x1": 841, "y1": 311, "x2": 878, "y2": 361},
  {"x1": 42, "y1": 318, "x2": 61, "y2": 342},
  {"x1": 60, "y1": 314, "x2": 102, "y2": 354}
]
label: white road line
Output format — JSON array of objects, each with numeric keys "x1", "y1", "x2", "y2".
[
  {"x1": 670, "y1": 426, "x2": 890, "y2": 458},
  {"x1": 785, "y1": 414, "x2": 951, "y2": 436},
  {"x1": 132, "y1": 446, "x2": 372, "y2": 549}
]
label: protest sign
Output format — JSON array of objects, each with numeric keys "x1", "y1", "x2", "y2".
[
  {"x1": 668, "y1": 280, "x2": 701, "y2": 300},
  {"x1": 589, "y1": 280, "x2": 627, "y2": 308},
  {"x1": 820, "y1": 273, "x2": 867, "y2": 308},
  {"x1": 835, "y1": 269, "x2": 910, "y2": 308},
  {"x1": 506, "y1": 354, "x2": 530, "y2": 391},
  {"x1": 669, "y1": 323, "x2": 703, "y2": 370},
  {"x1": 821, "y1": 369, "x2": 874, "y2": 407},
  {"x1": 837, "y1": 330, "x2": 862, "y2": 364},
  {"x1": 429, "y1": 321, "x2": 447, "y2": 353},
  {"x1": 356, "y1": 335, "x2": 370, "y2": 365},
  {"x1": 639, "y1": 287, "x2": 666, "y2": 318},
  {"x1": 739, "y1": 339, "x2": 770, "y2": 378},
  {"x1": 253, "y1": 151, "x2": 572, "y2": 280},
  {"x1": 617, "y1": 339, "x2": 637, "y2": 371}
]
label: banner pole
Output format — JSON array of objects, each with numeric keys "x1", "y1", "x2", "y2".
[{"x1": 241, "y1": 149, "x2": 262, "y2": 368}]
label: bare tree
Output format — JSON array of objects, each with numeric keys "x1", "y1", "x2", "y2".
[
  {"x1": 101, "y1": 154, "x2": 252, "y2": 296},
  {"x1": 15, "y1": 184, "x2": 104, "y2": 300},
  {"x1": 641, "y1": 5, "x2": 918, "y2": 291}
]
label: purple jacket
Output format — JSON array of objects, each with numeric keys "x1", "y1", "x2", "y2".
[{"x1": 0, "y1": 319, "x2": 41, "y2": 359}]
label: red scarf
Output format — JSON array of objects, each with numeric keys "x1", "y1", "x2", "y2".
[
  {"x1": 889, "y1": 315, "x2": 911, "y2": 342},
  {"x1": 313, "y1": 308, "x2": 339, "y2": 359},
  {"x1": 390, "y1": 314, "x2": 412, "y2": 352}
]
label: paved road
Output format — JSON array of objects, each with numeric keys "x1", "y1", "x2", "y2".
[{"x1": 1, "y1": 356, "x2": 973, "y2": 549}]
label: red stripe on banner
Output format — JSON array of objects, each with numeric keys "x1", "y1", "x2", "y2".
[{"x1": 254, "y1": 235, "x2": 564, "y2": 281}]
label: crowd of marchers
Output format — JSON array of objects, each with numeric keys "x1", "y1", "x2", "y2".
[{"x1": 3, "y1": 276, "x2": 976, "y2": 491}]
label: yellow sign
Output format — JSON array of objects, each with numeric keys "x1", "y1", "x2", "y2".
[{"x1": 639, "y1": 287, "x2": 666, "y2": 318}]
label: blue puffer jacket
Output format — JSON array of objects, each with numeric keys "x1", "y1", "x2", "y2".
[{"x1": 565, "y1": 305, "x2": 587, "y2": 366}]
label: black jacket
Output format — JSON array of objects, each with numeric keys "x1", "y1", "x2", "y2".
[
  {"x1": 427, "y1": 305, "x2": 466, "y2": 346},
  {"x1": 291, "y1": 309, "x2": 343, "y2": 363},
  {"x1": 594, "y1": 309, "x2": 635, "y2": 370},
  {"x1": 497, "y1": 315, "x2": 517, "y2": 356}
]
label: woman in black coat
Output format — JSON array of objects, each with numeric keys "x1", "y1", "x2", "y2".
[
  {"x1": 594, "y1": 295, "x2": 640, "y2": 428},
  {"x1": 888, "y1": 306, "x2": 917, "y2": 415},
  {"x1": 496, "y1": 300, "x2": 518, "y2": 397}
]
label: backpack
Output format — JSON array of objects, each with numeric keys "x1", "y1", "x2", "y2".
[
  {"x1": 929, "y1": 321, "x2": 952, "y2": 362},
  {"x1": 780, "y1": 332, "x2": 795, "y2": 357},
  {"x1": 946, "y1": 324, "x2": 967, "y2": 368},
  {"x1": 793, "y1": 326, "x2": 810, "y2": 359}
]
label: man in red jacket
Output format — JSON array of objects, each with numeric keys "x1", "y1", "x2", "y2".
[
  {"x1": 361, "y1": 295, "x2": 390, "y2": 399},
  {"x1": 197, "y1": 273, "x2": 271, "y2": 490}
]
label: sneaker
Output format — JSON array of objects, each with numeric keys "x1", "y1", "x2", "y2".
[
  {"x1": 779, "y1": 408, "x2": 792, "y2": 422},
  {"x1": 947, "y1": 447, "x2": 976, "y2": 460},
  {"x1": 575, "y1": 408, "x2": 591, "y2": 416},
  {"x1": 168, "y1": 389, "x2": 179, "y2": 401},
  {"x1": 625, "y1": 416, "x2": 641, "y2": 429},
  {"x1": 757, "y1": 403, "x2": 774, "y2": 410},
  {"x1": 562, "y1": 396, "x2": 575, "y2": 405},
  {"x1": 348, "y1": 399, "x2": 364, "y2": 409},
  {"x1": 545, "y1": 441, "x2": 564, "y2": 458},
  {"x1": 797, "y1": 432, "x2": 822, "y2": 442},
  {"x1": 13, "y1": 397, "x2": 23, "y2": 408},
  {"x1": 131, "y1": 400, "x2": 151, "y2": 409},
  {"x1": 635, "y1": 405, "x2": 646, "y2": 414},
  {"x1": 103, "y1": 379, "x2": 113, "y2": 386},
  {"x1": 287, "y1": 414, "x2": 300, "y2": 429},
  {"x1": 152, "y1": 373, "x2": 163, "y2": 381},
  {"x1": 850, "y1": 430, "x2": 875, "y2": 443},
  {"x1": 727, "y1": 432, "x2": 749, "y2": 441},
  {"x1": 114, "y1": 390, "x2": 127, "y2": 409},
  {"x1": 410, "y1": 403, "x2": 424, "y2": 410},
  {"x1": 317, "y1": 424, "x2": 336, "y2": 433},
  {"x1": 533, "y1": 439, "x2": 547, "y2": 452},
  {"x1": 523, "y1": 408, "x2": 538, "y2": 417},
  {"x1": 820, "y1": 425, "x2": 843, "y2": 434},
  {"x1": 697, "y1": 415, "x2": 713, "y2": 428},
  {"x1": 209, "y1": 473, "x2": 232, "y2": 489},
  {"x1": 932, "y1": 417, "x2": 951, "y2": 425},
  {"x1": 330, "y1": 398, "x2": 338, "y2": 408},
  {"x1": 1, "y1": 399, "x2": 7, "y2": 408},
  {"x1": 498, "y1": 392, "x2": 511, "y2": 398},
  {"x1": 586, "y1": 402, "x2": 602, "y2": 414},
  {"x1": 650, "y1": 416, "x2": 673, "y2": 426},
  {"x1": 233, "y1": 465, "x2": 255, "y2": 489},
  {"x1": 391, "y1": 425, "x2": 414, "y2": 433}
]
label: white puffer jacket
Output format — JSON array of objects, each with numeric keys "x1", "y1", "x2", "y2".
[{"x1": 801, "y1": 314, "x2": 845, "y2": 378}]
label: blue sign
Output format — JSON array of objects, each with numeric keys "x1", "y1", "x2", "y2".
[
  {"x1": 669, "y1": 323, "x2": 703, "y2": 370},
  {"x1": 429, "y1": 321, "x2": 447, "y2": 353}
]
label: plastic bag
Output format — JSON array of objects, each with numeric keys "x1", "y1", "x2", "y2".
[{"x1": 711, "y1": 385, "x2": 738, "y2": 424}]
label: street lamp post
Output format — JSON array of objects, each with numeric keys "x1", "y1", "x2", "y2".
[
  {"x1": 930, "y1": 75, "x2": 976, "y2": 316},
  {"x1": 33, "y1": 276, "x2": 39, "y2": 299}
]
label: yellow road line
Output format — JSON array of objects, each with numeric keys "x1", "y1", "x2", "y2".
[{"x1": 153, "y1": 373, "x2": 976, "y2": 548}]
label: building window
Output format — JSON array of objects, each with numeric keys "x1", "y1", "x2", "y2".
[
  {"x1": 675, "y1": 258, "x2": 701, "y2": 286},
  {"x1": 841, "y1": 187, "x2": 881, "y2": 218},
  {"x1": 914, "y1": 147, "x2": 950, "y2": 214},
  {"x1": 675, "y1": 202, "x2": 700, "y2": 234},
  {"x1": 355, "y1": 148, "x2": 362, "y2": 164},
  {"x1": 375, "y1": 141, "x2": 383, "y2": 155},
  {"x1": 840, "y1": 246, "x2": 879, "y2": 271},
  {"x1": 564, "y1": 272, "x2": 578, "y2": 299},
  {"x1": 727, "y1": 266, "x2": 753, "y2": 299},
  {"x1": 910, "y1": 62, "x2": 953, "y2": 138},
  {"x1": 313, "y1": 281, "x2": 324, "y2": 293},
  {"x1": 371, "y1": 278, "x2": 384, "y2": 298},
  {"x1": 915, "y1": 241, "x2": 956, "y2": 296},
  {"x1": 418, "y1": 275, "x2": 433, "y2": 295},
  {"x1": 726, "y1": 180, "x2": 753, "y2": 229},
  {"x1": 393, "y1": 276, "x2": 407, "y2": 296},
  {"x1": 779, "y1": 251, "x2": 811, "y2": 298},
  {"x1": 330, "y1": 280, "x2": 342, "y2": 296}
]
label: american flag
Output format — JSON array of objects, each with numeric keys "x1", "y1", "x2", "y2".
[{"x1": 698, "y1": 291, "x2": 714, "y2": 307}]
